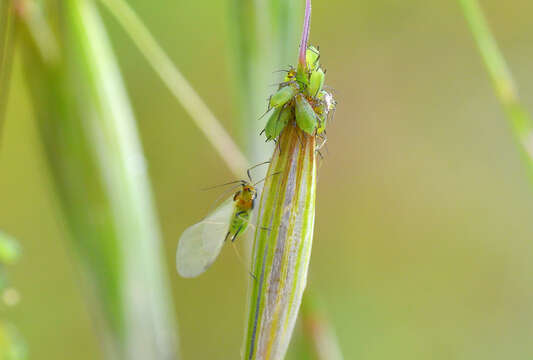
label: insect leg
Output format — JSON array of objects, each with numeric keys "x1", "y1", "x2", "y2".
[
  {"x1": 274, "y1": 137, "x2": 282, "y2": 154},
  {"x1": 232, "y1": 225, "x2": 243, "y2": 242}
]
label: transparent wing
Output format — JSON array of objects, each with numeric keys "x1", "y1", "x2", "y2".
[{"x1": 176, "y1": 199, "x2": 234, "y2": 278}]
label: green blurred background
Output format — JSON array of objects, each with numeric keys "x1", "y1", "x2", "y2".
[{"x1": 3, "y1": 0, "x2": 533, "y2": 359}]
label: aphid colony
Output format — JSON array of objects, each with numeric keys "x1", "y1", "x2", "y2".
[
  {"x1": 176, "y1": 46, "x2": 336, "y2": 278},
  {"x1": 263, "y1": 46, "x2": 336, "y2": 145}
]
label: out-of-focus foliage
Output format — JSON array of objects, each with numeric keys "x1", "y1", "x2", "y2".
[
  {"x1": 0, "y1": 232, "x2": 20, "y2": 267},
  {"x1": 2, "y1": 0, "x2": 533, "y2": 359},
  {"x1": 0, "y1": 322, "x2": 26, "y2": 360},
  {"x1": 0, "y1": 232, "x2": 25, "y2": 360}
]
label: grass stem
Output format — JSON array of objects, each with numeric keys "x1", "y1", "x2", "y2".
[
  {"x1": 459, "y1": 0, "x2": 533, "y2": 180},
  {"x1": 98, "y1": 0, "x2": 248, "y2": 177}
]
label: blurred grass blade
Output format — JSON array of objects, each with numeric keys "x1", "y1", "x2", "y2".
[
  {"x1": 63, "y1": 1, "x2": 178, "y2": 358},
  {"x1": 244, "y1": 124, "x2": 316, "y2": 360},
  {"x1": 0, "y1": 0, "x2": 16, "y2": 143},
  {"x1": 459, "y1": 0, "x2": 533, "y2": 180},
  {"x1": 229, "y1": 0, "x2": 301, "y2": 163},
  {"x1": 17, "y1": 0, "x2": 179, "y2": 359},
  {"x1": 98, "y1": 0, "x2": 248, "y2": 177},
  {"x1": 301, "y1": 294, "x2": 343, "y2": 360}
]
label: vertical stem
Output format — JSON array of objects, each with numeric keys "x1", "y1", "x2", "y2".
[
  {"x1": 459, "y1": 0, "x2": 533, "y2": 180},
  {"x1": 298, "y1": 0, "x2": 311, "y2": 69},
  {"x1": 244, "y1": 125, "x2": 317, "y2": 360}
]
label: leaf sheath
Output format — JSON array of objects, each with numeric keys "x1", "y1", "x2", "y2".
[{"x1": 244, "y1": 124, "x2": 316, "y2": 360}]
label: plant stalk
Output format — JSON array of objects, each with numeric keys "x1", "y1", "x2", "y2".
[
  {"x1": 459, "y1": 0, "x2": 533, "y2": 181},
  {"x1": 244, "y1": 124, "x2": 316, "y2": 360}
]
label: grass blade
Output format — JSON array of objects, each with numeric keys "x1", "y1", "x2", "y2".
[
  {"x1": 17, "y1": 0, "x2": 179, "y2": 358},
  {"x1": 98, "y1": 0, "x2": 248, "y2": 177},
  {"x1": 459, "y1": 0, "x2": 533, "y2": 180},
  {"x1": 301, "y1": 294, "x2": 343, "y2": 360},
  {"x1": 229, "y1": 0, "x2": 301, "y2": 162}
]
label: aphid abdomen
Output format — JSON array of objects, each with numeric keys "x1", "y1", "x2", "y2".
[
  {"x1": 228, "y1": 207, "x2": 251, "y2": 242},
  {"x1": 295, "y1": 94, "x2": 318, "y2": 135}
]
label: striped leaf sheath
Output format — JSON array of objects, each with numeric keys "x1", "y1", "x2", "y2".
[{"x1": 244, "y1": 123, "x2": 317, "y2": 360}]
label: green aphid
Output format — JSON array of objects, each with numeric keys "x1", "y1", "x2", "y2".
[
  {"x1": 306, "y1": 45, "x2": 320, "y2": 70},
  {"x1": 270, "y1": 83, "x2": 298, "y2": 108},
  {"x1": 295, "y1": 94, "x2": 318, "y2": 135},
  {"x1": 308, "y1": 68, "x2": 325, "y2": 97},
  {"x1": 265, "y1": 107, "x2": 291, "y2": 141}
]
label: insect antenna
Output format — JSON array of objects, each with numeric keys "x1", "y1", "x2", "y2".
[
  {"x1": 201, "y1": 179, "x2": 245, "y2": 191},
  {"x1": 247, "y1": 161, "x2": 271, "y2": 182},
  {"x1": 200, "y1": 183, "x2": 243, "y2": 220},
  {"x1": 253, "y1": 171, "x2": 282, "y2": 187}
]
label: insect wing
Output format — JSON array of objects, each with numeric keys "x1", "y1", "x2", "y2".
[{"x1": 176, "y1": 199, "x2": 234, "y2": 278}]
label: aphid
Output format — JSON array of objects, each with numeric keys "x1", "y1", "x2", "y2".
[
  {"x1": 264, "y1": 106, "x2": 292, "y2": 141},
  {"x1": 295, "y1": 94, "x2": 318, "y2": 135},
  {"x1": 176, "y1": 165, "x2": 271, "y2": 278},
  {"x1": 308, "y1": 68, "x2": 325, "y2": 97},
  {"x1": 269, "y1": 83, "x2": 298, "y2": 108},
  {"x1": 306, "y1": 45, "x2": 320, "y2": 70}
]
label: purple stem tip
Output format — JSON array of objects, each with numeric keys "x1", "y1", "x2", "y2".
[{"x1": 298, "y1": 0, "x2": 312, "y2": 68}]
